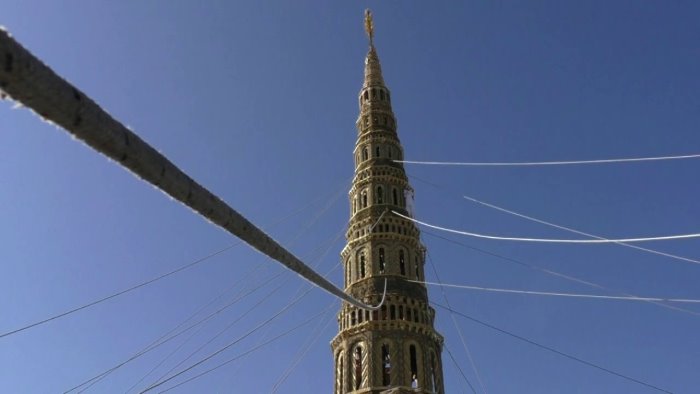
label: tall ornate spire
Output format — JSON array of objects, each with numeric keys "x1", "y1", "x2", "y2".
[{"x1": 331, "y1": 10, "x2": 445, "y2": 394}]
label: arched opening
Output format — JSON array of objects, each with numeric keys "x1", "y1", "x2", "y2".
[
  {"x1": 414, "y1": 255, "x2": 420, "y2": 280},
  {"x1": 390, "y1": 305, "x2": 396, "y2": 320},
  {"x1": 354, "y1": 345, "x2": 363, "y2": 390},
  {"x1": 336, "y1": 351, "x2": 345, "y2": 394},
  {"x1": 376, "y1": 146, "x2": 380, "y2": 157},
  {"x1": 362, "y1": 147, "x2": 368, "y2": 161},
  {"x1": 410, "y1": 345, "x2": 419, "y2": 388},
  {"x1": 399, "y1": 250, "x2": 406, "y2": 276},
  {"x1": 392, "y1": 188, "x2": 398, "y2": 205},
  {"x1": 360, "y1": 252, "x2": 366, "y2": 278},
  {"x1": 377, "y1": 186, "x2": 384, "y2": 204},
  {"x1": 362, "y1": 190, "x2": 368, "y2": 208},
  {"x1": 382, "y1": 344, "x2": 391, "y2": 386},
  {"x1": 364, "y1": 91, "x2": 369, "y2": 100},
  {"x1": 380, "y1": 90, "x2": 385, "y2": 100},
  {"x1": 379, "y1": 247, "x2": 385, "y2": 273}
]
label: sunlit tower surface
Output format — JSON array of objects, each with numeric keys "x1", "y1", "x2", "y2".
[{"x1": 330, "y1": 11, "x2": 445, "y2": 394}]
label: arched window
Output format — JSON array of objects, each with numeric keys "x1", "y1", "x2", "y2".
[
  {"x1": 381, "y1": 305, "x2": 387, "y2": 320},
  {"x1": 376, "y1": 146, "x2": 380, "y2": 157},
  {"x1": 399, "y1": 250, "x2": 406, "y2": 276},
  {"x1": 364, "y1": 91, "x2": 369, "y2": 100},
  {"x1": 354, "y1": 345, "x2": 363, "y2": 390},
  {"x1": 377, "y1": 186, "x2": 384, "y2": 204},
  {"x1": 382, "y1": 344, "x2": 391, "y2": 386},
  {"x1": 372, "y1": 89, "x2": 376, "y2": 98},
  {"x1": 390, "y1": 305, "x2": 396, "y2": 320},
  {"x1": 336, "y1": 351, "x2": 345, "y2": 394},
  {"x1": 360, "y1": 252, "x2": 366, "y2": 278},
  {"x1": 362, "y1": 147, "x2": 368, "y2": 161},
  {"x1": 379, "y1": 248, "x2": 385, "y2": 273},
  {"x1": 362, "y1": 190, "x2": 368, "y2": 208},
  {"x1": 399, "y1": 305, "x2": 404, "y2": 320},
  {"x1": 392, "y1": 188, "x2": 398, "y2": 205},
  {"x1": 380, "y1": 90, "x2": 385, "y2": 100},
  {"x1": 430, "y1": 352, "x2": 438, "y2": 393},
  {"x1": 414, "y1": 256, "x2": 420, "y2": 280},
  {"x1": 410, "y1": 345, "x2": 419, "y2": 388}
]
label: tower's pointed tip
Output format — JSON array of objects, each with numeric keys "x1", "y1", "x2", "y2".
[
  {"x1": 362, "y1": 9, "x2": 384, "y2": 87},
  {"x1": 364, "y1": 9, "x2": 374, "y2": 46}
]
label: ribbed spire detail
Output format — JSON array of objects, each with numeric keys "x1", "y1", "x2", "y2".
[{"x1": 363, "y1": 45, "x2": 385, "y2": 88}]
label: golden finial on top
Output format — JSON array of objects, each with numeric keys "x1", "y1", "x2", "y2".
[{"x1": 364, "y1": 9, "x2": 374, "y2": 45}]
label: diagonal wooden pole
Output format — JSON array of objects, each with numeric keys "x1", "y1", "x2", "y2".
[{"x1": 0, "y1": 28, "x2": 385, "y2": 310}]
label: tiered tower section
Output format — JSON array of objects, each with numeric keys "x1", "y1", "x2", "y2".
[{"x1": 331, "y1": 11, "x2": 445, "y2": 394}]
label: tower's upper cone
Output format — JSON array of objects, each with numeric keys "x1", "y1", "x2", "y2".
[
  {"x1": 363, "y1": 9, "x2": 385, "y2": 88},
  {"x1": 363, "y1": 45, "x2": 385, "y2": 88}
]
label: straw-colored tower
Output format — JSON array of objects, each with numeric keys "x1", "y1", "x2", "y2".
[{"x1": 330, "y1": 11, "x2": 445, "y2": 394}]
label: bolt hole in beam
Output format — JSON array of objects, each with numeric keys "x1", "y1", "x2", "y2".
[{"x1": 0, "y1": 29, "x2": 386, "y2": 311}]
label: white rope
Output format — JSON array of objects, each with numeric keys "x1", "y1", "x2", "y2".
[
  {"x1": 462, "y1": 194, "x2": 700, "y2": 266},
  {"x1": 369, "y1": 208, "x2": 389, "y2": 232},
  {"x1": 413, "y1": 281, "x2": 700, "y2": 304},
  {"x1": 392, "y1": 211, "x2": 700, "y2": 244},
  {"x1": 396, "y1": 153, "x2": 700, "y2": 167}
]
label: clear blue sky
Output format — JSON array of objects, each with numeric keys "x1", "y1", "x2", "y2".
[{"x1": 2, "y1": 2, "x2": 699, "y2": 393}]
